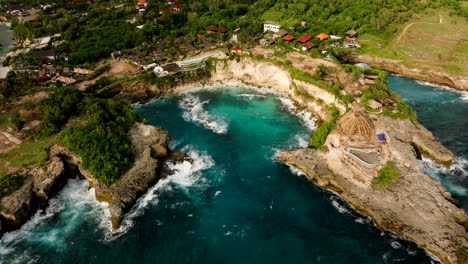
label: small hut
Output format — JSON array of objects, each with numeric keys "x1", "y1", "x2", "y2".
[
  {"x1": 337, "y1": 112, "x2": 374, "y2": 144},
  {"x1": 345, "y1": 30, "x2": 358, "y2": 38}
]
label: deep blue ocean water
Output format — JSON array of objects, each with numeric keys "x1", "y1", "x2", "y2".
[
  {"x1": 1, "y1": 80, "x2": 464, "y2": 264},
  {"x1": 387, "y1": 75, "x2": 468, "y2": 210}
]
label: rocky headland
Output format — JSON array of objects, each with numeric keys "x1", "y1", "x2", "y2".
[
  {"x1": 166, "y1": 56, "x2": 467, "y2": 263},
  {"x1": 341, "y1": 53, "x2": 468, "y2": 92},
  {"x1": 278, "y1": 114, "x2": 467, "y2": 264},
  {"x1": 0, "y1": 122, "x2": 174, "y2": 234}
]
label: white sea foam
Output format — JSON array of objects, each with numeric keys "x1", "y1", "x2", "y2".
[
  {"x1": 415, "y1": 80, "x2": 468, "y2": 102},
  {"x1": 0, "y1": 179, "x2": 109, "y2": 261},
  {"x1": 331, "y1": 198, "x2": 350, "y2": 214},
  {"x1": 391, "y1": 241, "x2": 402, "y2": 249},
  {"x1": 183, "y1": 82, "x2": 282, "y2": 96},
  {"x1": 285, "y1": 164, "x2": 306, "y2": 177},
  {"x1": 418, "y1": 156, "x2": 467, "y2": 197},
  {"x1": 179, "y1": 94, "x2": 228, "y2": 134},
  {"x1": 294, "y1": 134, "x2": 309, "y2": 148},
  {"x1": 105, "y1": 145, "x2": 214, "y2": 240},
  {"x1": 278, "y1": 98, "x2": 317, "y2": 131}
]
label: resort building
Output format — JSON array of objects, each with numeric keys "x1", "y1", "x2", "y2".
[
  {"x1": 345, "y1": 30, "x2": 358, "y2": 39},
  {"x1": 315, "y1": 33, "x2": 330, "y2": 41},
  {"x1": 264, "y1": 21, "x2": 280, "y2": 32}
]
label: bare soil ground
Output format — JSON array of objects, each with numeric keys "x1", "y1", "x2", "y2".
[{"x1": 77, "y1": 59, "x2": 143, "y2": 91}]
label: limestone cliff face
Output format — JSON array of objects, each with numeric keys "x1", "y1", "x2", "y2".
[
  {"x1": 173, "y1": 57, "x2": 347, "y2": 121},
  {"x1": 278, "y1": 116, "x2": 467, "y2": 264},
  {"x1": 0, "y1": 122, "x2": 170, "y2": 234},
  {"x1": 343, "y1": 53, "x2": 468, "y2": 92}
]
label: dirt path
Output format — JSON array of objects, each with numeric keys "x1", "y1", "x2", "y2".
[{"x1": 396, "y1": 14, "x2": 444, "y2": 43}]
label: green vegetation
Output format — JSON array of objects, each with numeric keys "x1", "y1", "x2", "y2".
[
  {"x1": 143, "y1": 68, "x2": 208, "y2": 86},
  {"x1": 0, "y1": 173, "x2": 24, "y2": 198},
  {"x1": 36, "y1": 86, "x2": 84, "y2": 137},
  {"x1": 0, "y1": 71, "x2": 39, "y2": 101},
  {"x1": 0, "y1": 134, "x2": 59, "y2": 176},
  {"x1": 309, "y1": 107, "x2": 340, "y2": 149},
  {"x1": 60, "y1": 97, "x2": 140, "y2": 185},
  {"x1": 86, "y1": 63, "x2": 111, "y2": 80},
  {"x1": 358, "y1": 10, "x2": 468, "y2": 75},
  {"x1": 11, "y1": 112, "x2": 23, "y2": 131},
  {"x1": 373, "y1": 161, "x2": 401, "y2": 190},
  {"x1": 8, "y1": 86, "x2": 142, "y2": 185}
]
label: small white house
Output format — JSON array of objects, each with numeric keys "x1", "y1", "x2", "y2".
[{"x1": 263, "y1": 21, "x2": 280, "y2": 32}]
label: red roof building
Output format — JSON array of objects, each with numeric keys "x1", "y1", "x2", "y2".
[
  {"x1": 302, "y1": 42, "x2": 315, "y2": 50},
  {"x1": 282, "y1": 34, "x2": 295, "y2": 42},
  {"x1": 171, "y1": 3, "x2": 182, "y2": 11},
  {"x1": 315, "y1": 33, "x2": 329, "y2": 41},
  {"x1": 297, "y1": 35, "x2": 312, "y2": 43},
  {"x1": 231, "y1": 48, "x2": 242, "y2": 53},
  {"x1": 206, "y1": 25, "x2": 228, "y2": 35}
]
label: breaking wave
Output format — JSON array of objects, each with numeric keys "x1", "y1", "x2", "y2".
[
  {"x1": 179, "y1": 94, "x2": 228, "y2": 134},
  {"x1": 105, "y1": 145, "x2": 214, "y2": 240},
  {"x1": 0, "y1": 179, "x2": 109, "y2": 262},
  {"x1": 415, "y1": 80, "x2": 468, "y2": 102},
  {"x1": 278, "y1": 98, "x2": 317, "y2": 131},
  {"x1": 418, "y1": 156, "x2": 467, "y2": 197}
]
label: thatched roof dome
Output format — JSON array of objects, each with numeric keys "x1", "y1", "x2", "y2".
[{"x1": 337, "y1": 112, "x2": 374, "y2": 143}]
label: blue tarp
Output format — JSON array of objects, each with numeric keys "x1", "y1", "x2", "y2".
[{"x1": 377, "y1": 133, "x2": 386, "y2": 141}]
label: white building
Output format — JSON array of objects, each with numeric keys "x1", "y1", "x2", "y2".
[{"x1": 263, "y1": 21, "x2": 280, "y2": 32}]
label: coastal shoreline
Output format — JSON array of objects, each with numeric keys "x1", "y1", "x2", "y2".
[
  {"x1": 341, "y1": 53, "x2": 468, "y2": 92},
  {"x1": 151, "y1": 57, "x2": 466, "y2": 263},
  {"x1": 1, "y1": 55, "x2": 465, "y2": 263}
]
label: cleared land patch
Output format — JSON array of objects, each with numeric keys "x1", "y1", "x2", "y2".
[{"x1": 358, "y1": 10, "x2": 468, "y2": 76}]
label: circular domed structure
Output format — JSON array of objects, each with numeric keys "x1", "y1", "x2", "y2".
[{"x1": 337, "y1": 112, "x2": 374, "y2": 144}]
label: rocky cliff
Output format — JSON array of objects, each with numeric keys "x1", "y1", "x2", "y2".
[
  {"x1": 342, "y1": 53, "x2": 468, "y2": 92},
  {"x1": 172, "y1": 57, "x2": 347, "y2": 121},
  {"x1": 278, "y1": 115, "x2": 467, "y2": 264},
  {"x1": 0, "y1": 122, "x2": 171, "y2": 234}
]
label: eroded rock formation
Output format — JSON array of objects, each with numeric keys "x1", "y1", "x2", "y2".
[
  {"x1": 278, "y1": 114, "x2": 467, "y2": 264},
  {"x1": 0, "y1": 122, "x2": 172, "y2": 234}
]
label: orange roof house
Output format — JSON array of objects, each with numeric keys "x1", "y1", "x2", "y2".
[
  {"x1": 282, "y1": 34, "x2": 295, "y2": 42},
  {"x1": 297, "y1": 35, "x2": 312, "y2": 43},
  {"x1": 315, "y1": 33, "x2": 329, "y2": 41}
]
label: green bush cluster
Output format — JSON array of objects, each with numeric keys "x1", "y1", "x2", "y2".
[
  {"x1": 36, "y1": 86, "x2": 84, "y2": 137},
  {"x1": 33, "y1": 86, "x2": 142, "y2": 185},
  {"x1": 60, "y1": 97, "x2": 140, "y2": 185},
  {"x1": 373, "y1": 161, "x2": 401, "y2": 190},
  {"x1": 309, "y1": 107, "x2": 340, "y2": 149},
  {"x1": 0, "y1": 173, "x2": 24, "y2": 198},
  {"x1": 87, "y1": 63, "x2": 111, "y2": 80}
]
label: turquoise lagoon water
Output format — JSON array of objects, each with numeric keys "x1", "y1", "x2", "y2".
[{"x1": 0, "y1": 83, "x2": 452, "y2": 264}]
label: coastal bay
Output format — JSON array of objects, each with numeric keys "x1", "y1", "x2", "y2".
[{"x1": 0, "y1": 85, "x2": 439, "y2": 264}]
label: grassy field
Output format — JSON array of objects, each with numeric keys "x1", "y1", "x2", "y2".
[
  {"x1": 0, "y1": 134, "x2": 58, "y2": 176},
  {"x1": 357, "y1": 9, "x2": 468, "y2": 75}
]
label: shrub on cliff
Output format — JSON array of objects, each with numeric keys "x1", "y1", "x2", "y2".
[
  {"x1": 36, "y1": 86, "x2": 84, "y2": 137},
  {"x1": 310, "y1": 107, "x2": 340, "y2": 149},
  {"x1": 60, "y1": 97, "x2": 140, "y2": 185},
  {"x1": 373, "y1": 161, "x2": 401, "y2": 190},
  {"x1": 0, "y1": 173, "x2": 24, "y2": 198}
]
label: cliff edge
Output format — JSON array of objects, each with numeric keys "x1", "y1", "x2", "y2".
[
  {"x1": 0, "y1": 122, "x2": 171, "y2": 234},
  {"x1": 278, "y1": 114, "x2": 467, "y2": 264}
]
